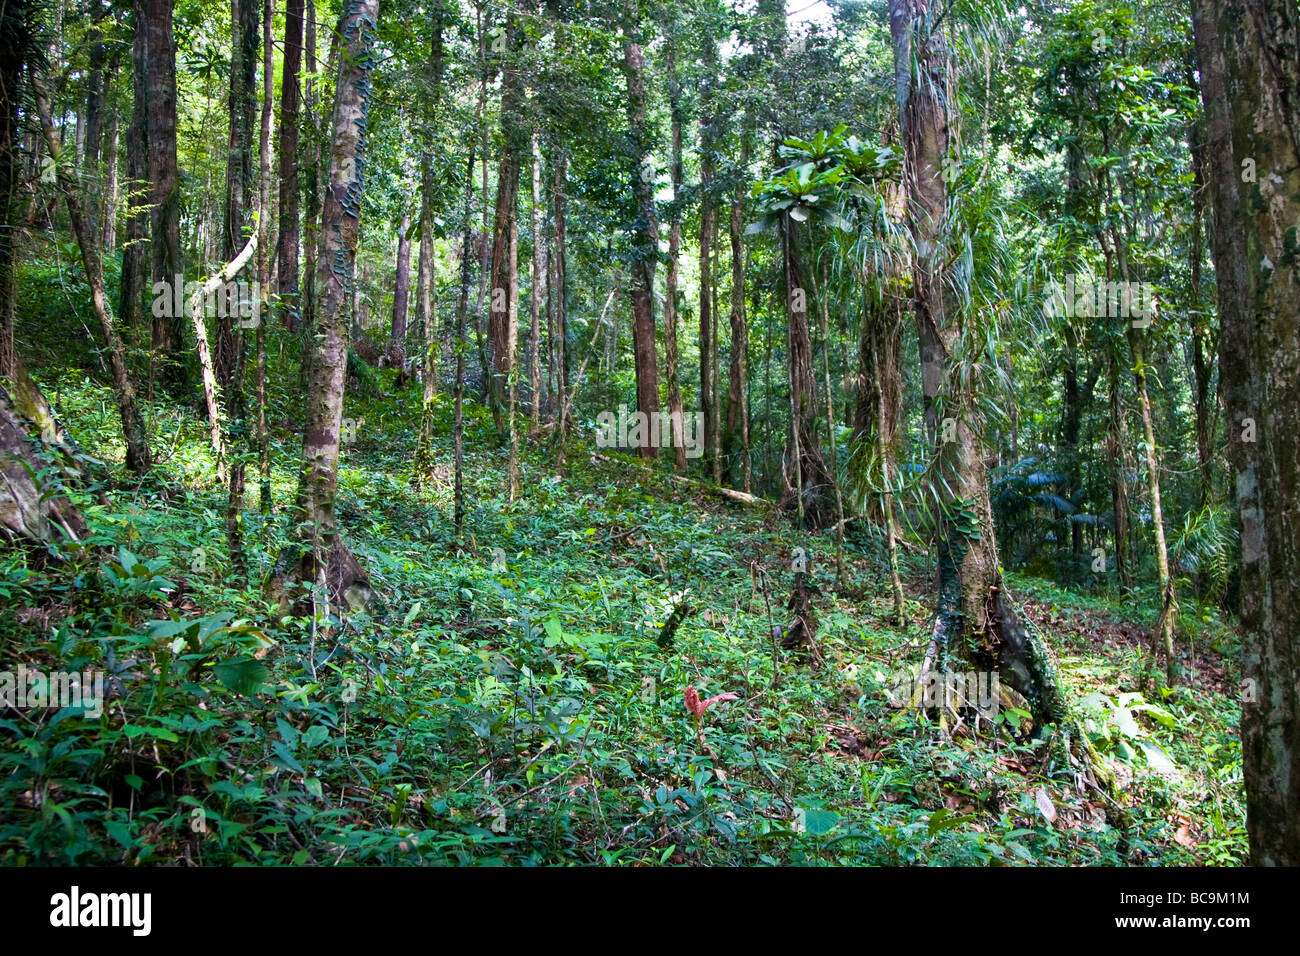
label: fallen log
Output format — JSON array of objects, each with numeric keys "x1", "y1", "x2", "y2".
[{"x1": 589, "y1": 451, "x2": 772, "y2": 508}]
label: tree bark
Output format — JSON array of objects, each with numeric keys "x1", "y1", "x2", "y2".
[
  {"x1": 278, "y1": 0, "x2": 304, "y2": 328},
  {"x1": 0, "y1": 0, "x2": 28, "y2": 383},
  {"x1": 624, "y1": 37, "x2": 659, "y2": 457},
  {"x1": 390, "y1": 213, "x2": 412, "y2": 367},
  {"x1": 1196, "y1": 0, "x2": 1300, "y2": 865},
  {"x1": 529, "y1": 130, "x2": 544, "y2": 426},
  {"x1": 552, "y1": 150, "x2": 569, "y2": 434},
  {"x1": 726, "y1": 136, "x2": 751, "y2": 491},
  {"x1": 140, "y1": 0, "x2": 184, "y2": 387},
  {"x1": 34, "y1": 82, "x2": 152, "y2": 473},
  {"x1": 663, "y1": 30, "x2": 686, "y2": 471},
  {"x1": 699, "y1": 42, "x2": 717, "y2": 475},
  {"x1": 486, "y1": 13, "x2": 524, "y2": 440},
  {"x1": 292, "y1": 0, "x2": 379, "y2": 594},
  {"x1": 890, "y1": 0, "x2": 1063, "y2": 724},
  {"x1": 119, "y1": 3, "x2": 150, "y2": 336}
]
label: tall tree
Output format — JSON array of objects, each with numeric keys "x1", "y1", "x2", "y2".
[
  {"x1": 527, "y1": 132, "x2": 544, "y2": 425},
  {"x1": 1195, "y1": 0, "x2": 1300, "y2": 865},
  {"x1": 0, "y1": 0, "x2": 34, "y2": 381},
  {"x1": 390, "y1": 213, "x2": 412, "y2": 367},
  {"x1": 218, "y1": 0, "x2": 259, "y2": 392},
  {"x1": 139, "y1": 0, "x2": 184, "y2": 386},
  {"x1": 698, "y1": 34, "x2": 718, "y2": 474},
  {"x1": 623, "y1": 32, "x2": 659, "y2": 458},
  {"x1": 119, "y1": 0, "x2": 150, "y2": 335},
  {"x1": 278, "y1": 0, "x2": 304, "y2": 328},
  {"x1": 890, "y1": 0, "x2": 1062, "y2": 723},
  {"x1": 292, "y1": 0, "x2": 379, "y2": 592},
  {"x1": 486, "y1": 11, "x2": 524, "y2": 441},
  {"x1": 33, "y1": 75, "x2": 152, "y2": 473},
  {"x1": 725, "y1": 135, "x2": 752, "y2": 491}
]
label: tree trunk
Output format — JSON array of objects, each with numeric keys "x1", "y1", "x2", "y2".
[
  {"x1": 278, "y1": 0, "x2": 304, "y2": 328},
  {"x1": 291, "y1": 0, "x2": 379, "y2": 597},
  {"x1": 390, "y1": 213, "x2": 412, "y2": 367},
  {"x1": 781, "y1": 215, "x2": 833, "y2": 528},
  {"x1": 663, "y1": 32, "x2": 686, "y2": 471},
  {"x1": 552, "y1": 151, "x2": 569, "y2": 434},
  {"x1": 140, "y1": 0, "x2": 184, "y2": 387},
  {"x1": 1, "y1": 381, "x2": 87, "y2": 546},
  {"x1": 101, "y1": 108, "x2": 119, "y2": 252},
  {"x1": 529, "y1": 131, "x2": 544, "y2": 426},
  {"x1": 34, "y1": 82, "x2": 152, "y2": 473},
  {"x1": 0, "y1": 0, "x2": 28, "y2": 383},
  {"x1": 624, "y1": 38, "x2": 659, "y2": 457},
  {"x1": 726, "y1": 136, "x2": 751, "y2": 491},
  {"x1": 486, "y1": 14, "x2": 524, "y2": 441},
  {"x1": 119, "y1": 4, "x2": 150, "y2": 336},
  {"x1": 855, "y1": 285, "x2": 907, "y2": 623},
  {"x1": 1197, "y1": 0, "x2": 1300, "y2": 865},
  {"x1": 413, "y1": 2, "x2": 446, "y2": 482},
  {"x1": 299, "y1": 0, "x2": 322, "y2": 343},
  {"x1": 1105, "y1": 353, "x2": 1133, "y2": 588},
  {"x1": 1188, "y1": 114, "x2": 1216, "y2": 505},
  {"x1": 891, "y1": 0, "x2": 1063, "y2": 724},
  {"x1": 254, "y1": 0, "x2": 275, "y2": 515},
  {"x1": 699, "y1": 44, "x2": 717, "y2": 475}
]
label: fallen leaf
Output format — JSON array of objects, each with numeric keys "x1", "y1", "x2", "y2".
[{"x1": 1036, "y1": 786, "x2": 1058, "y2": 825}]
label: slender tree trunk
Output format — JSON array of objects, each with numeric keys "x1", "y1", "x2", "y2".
[
  {"x1": 486, "y1": 14, "x2": 523, "y2": 440},
  {"x1": 299, "y1": 0, "x2": 322, "y2": 342},
  {"x1": 781, "y1": 216, "x2": 832, "y2": 527},
  {"x1": 140, "y1": 0, "x2": 184, "y2": 387},
  {"x1": 529, "y1": 131, "x2": 543, "y2": 426},
  {"x1": 1129, "y1": 320, "x2": 1179, "y2": 687},
  {"x1": 413, "y1": 0, "x2": 445, "y2": 465},
  {"x1": 119, "y1": 5, "x2": 150, "y2": 336},
  {"x1": 101, "y1": 108, "x2": 119, "y2": 252},
  {"x1": 663, "y1": 32, "x2": 686, "y2": 471},
  {"x1": 278, "y1": 0, "x2": 304, "y2": 328},
  {"x1": 506, "y1": 192, "x2": 520, "y2": 499},
  {"x1": 33, "y1": 83, "x2": 152, "y2": 473},
  {"x1": 219, "y1": 0, "x2": 258, "y2": 391},
  {"x1": 83, "y1": 21, "x2": 106, "y2": 238},
  {"x1": 552, "y1": 151, "x2": 569, "y2": 435},
  {"x1": 1187, "y1": 115, "x2": 1216, "y2": 506},
  {"x1": 624, "y1": 37, "x2": 659, "y2": 457},
  {"x1": 1106, "y1": 353, "x2": 1133, "y2": 588},
  {"x1": 293, "y1": 0, "x2": 379, "y2": 590},
  {"x1": 856, "y1": 284, "x2": 907, "y2": 622},
  {"x1": 726, "y1": 136, "x2": 751, "y2": 491},
  {"x1": 699, "y1": 48, "x2": 717, "y2": 475},
  {"x1": 450, "y1": 148, "x2": 475, "y2": 528},
  {"x1": 390, "y1": 213, "x2": 412, "y2": 367},
  {"x1": 0, "y1": 0, "x2": 27, "y2": 383},
  {"x1": 255, "y1": 0, "x2": 275, "y2": 515}
]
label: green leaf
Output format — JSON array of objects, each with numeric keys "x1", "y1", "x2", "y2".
[
  {"x1": 542, "y1": 614, "x2": 564, "y2": 648},
  {"x1": 213, "y1": 656, "x2": 270, "y2": 695},
  {"x1": 802, "y1": 808, "x2": 839, "y2": 836}
]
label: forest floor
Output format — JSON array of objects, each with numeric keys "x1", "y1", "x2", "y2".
[{"x1": 0, "y1": 365, "x2": 1247, "y2": 865}]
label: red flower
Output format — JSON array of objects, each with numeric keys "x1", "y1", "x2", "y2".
[{"x1": 684, "y1": 686, "x2": 739, "y2": 717}]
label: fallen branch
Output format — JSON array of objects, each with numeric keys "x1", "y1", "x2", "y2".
[{"x1": 589, "y1": 451, "x2": 771, "y2": 508}]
